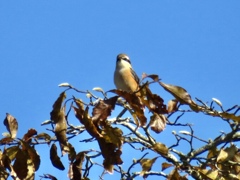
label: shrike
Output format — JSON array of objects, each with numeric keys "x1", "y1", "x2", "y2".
[{"x1": 114, "y1": 53, "x2": 140, "y2": 93}]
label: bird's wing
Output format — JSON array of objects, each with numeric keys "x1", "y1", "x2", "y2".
[{"x1": 131, "y1": 68, "x2": 140, "y2": 84}]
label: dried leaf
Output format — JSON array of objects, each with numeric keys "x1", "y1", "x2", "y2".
[
  {"x1": 50, "y1": 144, "x2": 65, "y2": 170},
  {"x1": 110, "y1": 89, "x2": 146, "y2": 126},
  {"x1": 167, "y1": 99, "x2": 178, "y2": 113},
  {"x1": 150, "y1": 113, "x2": 166, "y2": 133},
  {"x1": 198, "y1": 169, "x2": 218, "y2": 180},
  {"x1": 217, "y1": 145, "x2": 238, "y2": 163},
  {"x1": 21, "y1": 141, "x2": 41, "y2": 171},
  {"x1": 167, "y1": 168, "x2": 188, "y2": 180},
  {"x1": 162, "y1": 162, "x2": 173, "y2": 171},
  {"x1": 22, "y1": 128, "x2": 37, "y2": 143},
  {"x1": 35, "y1": 133, "x2": 51, "y2": 143},
  {"x1": 0, "y1": 137, "x2": 14, "y2": 145},
  {"x1": 73, "y1": 104, "x2": 102, "y2": 138},
  {"x1": 141, "y1": 73, "x2": 160, "y2": 82},
  {"x1": 50, "y1": 92, "x2": 68, "y2": 155},
  {"x1": 69, "y1": 152, "x2": 85, "y2": 180},
  {"x1": 13, "y1": 149, "x2": 28, "y2": 179},
  {"x1": 101, "y1": 125, "x2": 123, "y2": 148},
  {"x1": 153, "y1": 142, "x2": 168, "y2": 156},
  {"x1": 140, "y1": 157, "x2": 158, "y2": 178},
  {"x1": 92, "y1": 96, "x2": 118, "y2": 126},
  {"x1": 3, "y1": 113, "x2": 18, "y2": 138},
  {"x1": 140, "y1": 86, "x2": 167, "y2": 114},
  {"x1": 98, "y1": 128, "x2": 123, "y2": 174},
  {"x1": 159, "y1": 82, "x2": 193, "y2": 105}
]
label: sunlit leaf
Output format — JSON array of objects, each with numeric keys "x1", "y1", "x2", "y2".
[
  {"x1": 198, "y1": 169, "x2": 218, "y2": 180},
  {"x1": 140, "y1": 157, "x2": 158, "y2": 178},
  {"x1": 21, "y1": 140, "x2": 41, "y2": 171},
  {"x1": 162, "y1": 162, "x2": 173, "y2": 171},
  {"x1": 217, "y1": 145, "x2": 238, "y2": 163},
  {"x1": 159, "y1": 82, "x2": 193, "y2": 105},
  {"x1": 167, "y1": 168, "x2": 188, "y2": 180},
  {"x1": 3, "y1": 113, "x2": 18, "y2": 139},
  {"x1": 167, "y1": 99, "x2": 178, "y2": 113},
  {"x1": 150, "y1": 113, "x2": 166, "y2": 133},
  {"x1": 141, "y1": 73, "x2": 160, "y2": 82},
  {"x1": 50, "y1": 144, "x2": 65, "y2": 170}
]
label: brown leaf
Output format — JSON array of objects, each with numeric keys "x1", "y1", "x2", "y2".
[
  {"x1": 217, "y1": 145, "x2": 238, "y2": 163},
  {"x1": 50, "y1": 144, "x2": 65, "y2": 170},
  {"x1": 73, "y1": 105, "x2": 102, "y2": 138},
  {"x1": 0, "y1": 137, "x2": 14, "y2": 145},
  {"x1": 4, "y1": 113, "x2": 18, "y2": 138},
  {"x1": 153, "y1": 142, "x2": 168, "y2": 156},
  {"x1": 101, "y1": 125, "x2": 123, "y2": 148},
  {"x1": 35, "y1": 133, "x2": 51, "y2": 144},
  {"x1": 22, "y1": 128, "x2": 37, "y2": 143},
  {"x1": 140, "y1": 86, "x2": 167, "y2": 114},
  {"x1": 161, "y1": 162, "x2": 173, "y2": 171},
  {"x1": 110, "y1": 89, "x2": 146, "y2": 126},
  {"x1": 167, "y1": 168, "x2": 188, "y2": 180},
  {"x1": 13, "y1": 149, "x2": 28, "y2": 179},
  {"x1": 150, "y1": 113, "x2": 166, "y2": 133},
  {"x1": 92, "y1": 96, "x2": 118, "y2": 126},
  {"x1": 21, "y1": 141, "x2": 41, "y2": 171},
  {"x1": 98, "y1": 131, "x2": 123, "y2": 174},
  {"x1": 141, "y1": 73, "x2": 160, "y2": 82},
  {"x1": 198, "y1": 169, "x2": 218, "y2": 180},
  {"x1": 167, "y1": 99, "x2": 178, "y2": 113},
  {"x1": 50, "y1": 92, "x2": 68, "y2": 155},
  {"x1": 159, "y1": 82, "x2": 193, "y2": 105},
  {"x1": 140, "y1": 157, "x2": 158, "y2": 178},
  {"x1": 69, "y1": 152, "x2": 85, "y2": 180}
]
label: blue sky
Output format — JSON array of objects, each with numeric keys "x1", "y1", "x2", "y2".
[{"x1": 0, "y1": 1, "x2": 240, "y2": 180}]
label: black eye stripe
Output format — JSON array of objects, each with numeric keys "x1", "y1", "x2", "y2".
[{"x1": 123, "y1": 58, "x2": 131, "y2": 64}]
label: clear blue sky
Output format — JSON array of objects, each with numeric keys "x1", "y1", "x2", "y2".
[{"x1": 0, "y1": 1, "x2": 240, "y2": 180}]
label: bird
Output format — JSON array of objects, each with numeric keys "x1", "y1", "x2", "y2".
[{"x1": 114, "y1": 53, "x2": 140, "y2": 93}]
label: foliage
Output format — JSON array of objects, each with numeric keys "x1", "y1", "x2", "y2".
[{"x1": 1, "y1": 75, "x2": 240, "y2": 180}]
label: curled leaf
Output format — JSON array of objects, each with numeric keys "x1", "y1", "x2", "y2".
[
  {"x1": 4, "y1": 113, "x2": 18, "y2": 139},
  {"x1": 140, "y1": 157, "x2": 158, "y2": 178},
  {"x1": 50, "y1": 144, "x2": 65, "y2": 170}
]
